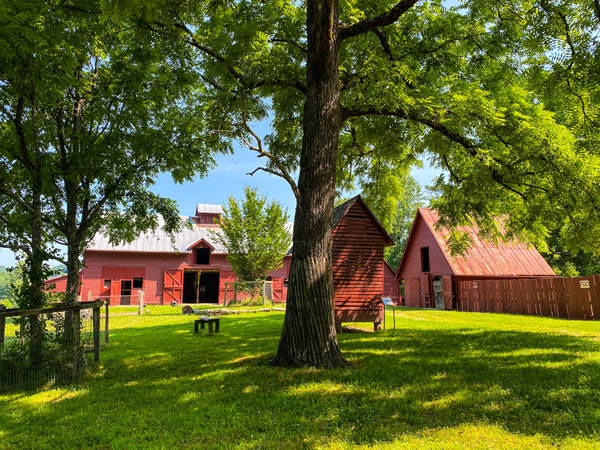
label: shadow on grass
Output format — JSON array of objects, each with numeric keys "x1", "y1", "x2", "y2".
[{"x1": 1, "y1": 313, "x2": 600, "y2": 448}]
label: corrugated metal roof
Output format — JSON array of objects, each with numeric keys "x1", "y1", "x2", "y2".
[
  {"x1": 87, "y1": 217, "x2": 295, "y2": 255},
  {"x1": 87, "y1": 217, "x2": 229, "y2": 254},
  {"x1": 417, "y1": 208, "x2": 555, "y2": 277},
  {"x1": 196, "y1": 204, "x2": 224, "y2": 215}
]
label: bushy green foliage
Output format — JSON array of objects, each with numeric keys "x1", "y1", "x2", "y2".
[
  {"x1": 0, "y1": 267, "x2": 20, "y2": 307},
  {"x1": 384, "y1": 176, "x2": 427, "y2": 271},
  {"x1": 212, "y1": 187, "x2": 292, "y2": 282}
]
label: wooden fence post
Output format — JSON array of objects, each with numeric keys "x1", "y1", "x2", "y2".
[
  {"x1": 93, "y1": 301, "x2": 101, "y2": 362},
  {"x1": 262, "y1": 281, "x2": 266, "y2": 306},
  {"x1": 0, "y1": 304, "x2": 6, "y2": 348},
  {"x1": 138, "y1": 290, "x2": 145, "y2": 315},
  {"x1": 233, "y1": 283, "x2": 237, "y2": 305},
  {"x1": 72, "y1": 309, "x2": 81, "y2": 382},
  {"x1": 105, "y1": 301, "x2": 109, "y2": 343}
]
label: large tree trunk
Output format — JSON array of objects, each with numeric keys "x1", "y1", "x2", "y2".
[{"x1": 272, "y1": 0, "x2": 348, "y2": 368}]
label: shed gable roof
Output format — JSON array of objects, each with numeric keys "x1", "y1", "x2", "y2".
[
  {"x1": 397, "y1": 208, "x2": 555, "y2": 277},
  {"x1": 333, "y1": 196, "x2": 394, "y2": 246}
]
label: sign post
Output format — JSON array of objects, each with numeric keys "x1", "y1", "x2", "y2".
[{"x1": 382, "y1": 297, "x2": 395, "y2": 330}]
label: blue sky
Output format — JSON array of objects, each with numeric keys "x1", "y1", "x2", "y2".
[{"x1": 0, "y1": 142, "x2": 441, "y2": 268}]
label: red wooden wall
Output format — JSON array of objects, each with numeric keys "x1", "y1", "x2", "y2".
[
  {"x1": 383, "y1": 261, "x2": 400, "y2": 305},
  {"x1": 45, "y1": 274, "x2": 68, "y2": 293},
  {"x1": 456, "y1": 276, "x2": 600, "y2": 320},
  {"x1": 332, "y1": 201, "x2": 386, "y2": 326}
]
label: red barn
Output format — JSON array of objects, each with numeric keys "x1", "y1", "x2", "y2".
[
  {"x1": 332, "y1": 196, "x2": 394, "y2": 330},
  {"x1": 397, "y1": 208, "x2": 556, "y2": 309},
  {"x1": 79, "y1": 204, "x2": 291, "y2": 306}
]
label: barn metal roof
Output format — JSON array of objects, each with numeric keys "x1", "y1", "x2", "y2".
[
  {"x1": 196, "y1": 204, "x2": 224, "y2": 215},
  {"x1": 399, "y1": 208, "x2": 555, "y2": 277},
  {"x1": 87, "y1": 217, "x2": 229, "y2": 254},
  {"x1": 87, "y1": 217, "x2": 295, "y2": 255}
]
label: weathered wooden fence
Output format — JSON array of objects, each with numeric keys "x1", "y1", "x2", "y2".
[
  {"x1": 0, "y1": 300, "x2": 109, "y2": 390},
  {"x1": 456, "y1": 276, "x2": 600, "y2": 320}
]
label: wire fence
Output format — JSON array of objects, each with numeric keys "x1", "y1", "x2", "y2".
[
  {"x1": 0, "y1": 301, "x2": 108, "y2": 392},
  {"x1": 223, "y1": 280, "x2": 274, "y2": 306}
]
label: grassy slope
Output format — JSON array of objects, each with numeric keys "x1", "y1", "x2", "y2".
[{"x1": 1, "y1": 308, "x2": 599, "y2": 449}]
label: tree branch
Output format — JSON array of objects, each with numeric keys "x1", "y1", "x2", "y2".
[
  {"x1": 339, "y1": 0, "x2": 420, "y2": 41},
  {"x1": 342, "y1": 105, "x2": 478, "y2": 154},
  {"x1": 235, "y1": 119, "x2": 300, "y2": 201},
  {"x1": 270, "y1": 37, "x2": 307, "y2": 53}
]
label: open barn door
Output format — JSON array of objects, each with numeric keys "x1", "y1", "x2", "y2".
[{"x1": 163, "y1": 269, "x2": 183, "y2": 304}]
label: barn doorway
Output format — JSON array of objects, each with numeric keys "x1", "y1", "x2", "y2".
[
  {"x1": 182, "y1": 270, "x2": 220, "y2": 304},
  {"x1": 120, "y1": 280, "x2": 132, "y2": 305}
]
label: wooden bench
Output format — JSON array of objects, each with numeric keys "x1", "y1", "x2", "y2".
[{"x1": 194, "y1": 317, "x2": 220, "y2": 334}]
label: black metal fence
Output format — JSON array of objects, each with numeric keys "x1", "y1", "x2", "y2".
[{"x1": 0, "y1": 300, "x2": 108, "y2": 391}]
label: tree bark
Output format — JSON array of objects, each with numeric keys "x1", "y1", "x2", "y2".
[{"x1": 272, "y1": 0, "x2": 348, "y2": 368}]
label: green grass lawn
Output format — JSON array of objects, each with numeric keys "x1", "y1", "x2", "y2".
[{"x1": 1, "y1": 308, "x2": 600, "y2": 449}]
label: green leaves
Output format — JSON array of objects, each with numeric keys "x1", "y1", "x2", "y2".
[{"x1": 211, "y1": 187, "x2": 292, "y2": 282}]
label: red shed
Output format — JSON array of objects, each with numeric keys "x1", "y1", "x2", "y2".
[
  {"x1": 332, "y1": 196, "x2": 394, "y2": 330},
  {"x1": 397, "y1": 208, "x2": 556, "y2": 309}
]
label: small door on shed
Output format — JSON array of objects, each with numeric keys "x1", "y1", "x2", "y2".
[
  {"x1": 163, "y1": 269, "x2": 183, "y2": 304},
  {"x1": 432, "y1": 276, "x2": 444, "y2": 309},
  {"x1": 408, "y1": 278, "x2": 420, "y2": 308},
  {"x1": 443, "y1": 276, "x2": 453, "y2": 310}
]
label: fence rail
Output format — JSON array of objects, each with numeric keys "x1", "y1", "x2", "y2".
[{"x1": 456, "y1": 276, "x2": 600, "y2": 320}]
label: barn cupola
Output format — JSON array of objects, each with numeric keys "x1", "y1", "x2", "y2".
[{"x1": 192, "y1": 203, "x2": 223, "y2": 226}]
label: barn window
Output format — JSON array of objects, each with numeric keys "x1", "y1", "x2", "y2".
[
  {"x1": 284, "y1": 278, "x2": 289, "y2": 287},
  {"x1": 103, "y1": 279, "x2": 111, "y2": 289},
  {"x1": 195, "y1": 248, "x2": 211, "y2": 264},
  {"x1": 421, "y1": 247, "x2": 430, "y2": 272},
  {"x1": 132, "y1": 278, "x2": 144, "y2": 289}
]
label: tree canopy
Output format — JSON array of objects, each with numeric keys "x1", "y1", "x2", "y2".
[
  {"x1": 0, "y1": 0, "x2": 223, "y2": 305},
  {"x1": 212, "y1": 187, "x2": 292, "y2": 282}
]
